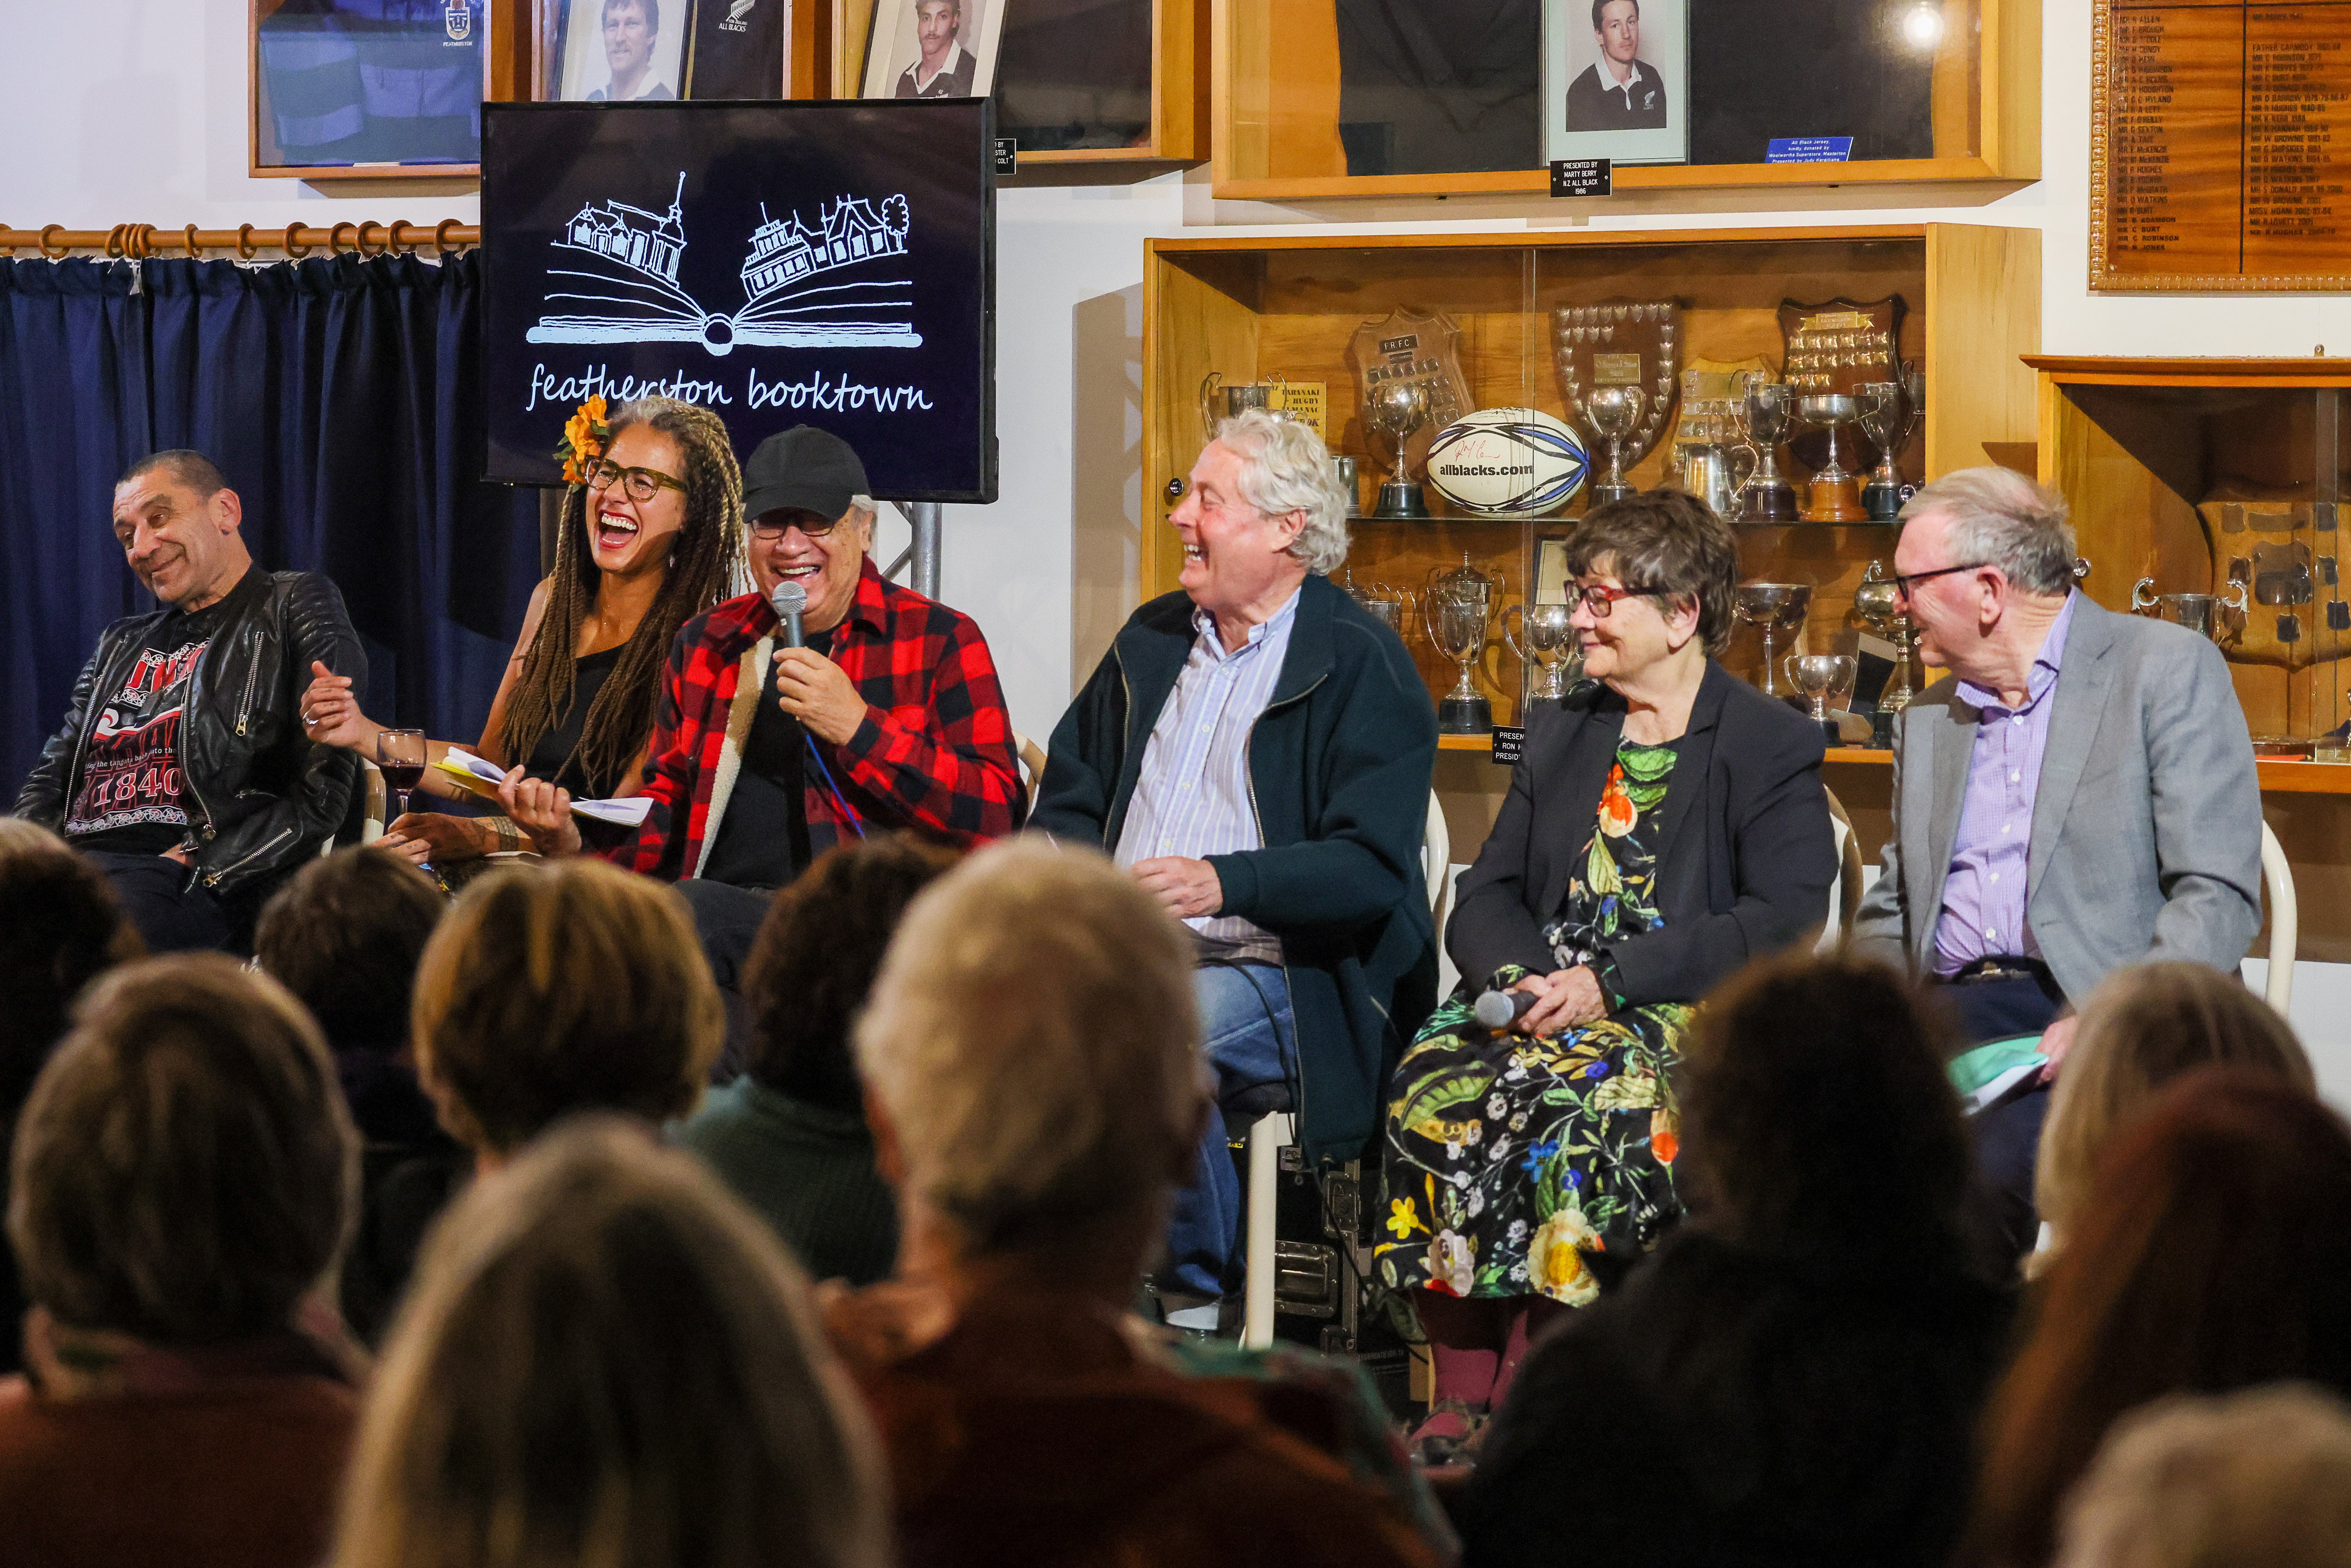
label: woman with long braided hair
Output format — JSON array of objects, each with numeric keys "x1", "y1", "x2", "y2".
[{"x1": 298, "y1": 397, "x2": 743, "y2": 870}]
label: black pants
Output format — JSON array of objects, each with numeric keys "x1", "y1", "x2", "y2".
[
  {"x1": 1938, "y1": 965, "x2": 2065, "y2": 1268},
  {"x1": 84, "y1": 850, "x2": 231, "y2": 953},
  {"x1": 675, "y1": 877, "x2": 776, "y2": 1083}
]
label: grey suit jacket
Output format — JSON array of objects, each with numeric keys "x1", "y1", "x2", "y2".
[{"x1": 1850, "y1": 594, "x2": 2263, "y2": 1005}]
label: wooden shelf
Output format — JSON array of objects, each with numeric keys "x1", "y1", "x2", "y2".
[
  {"x1": 1211, "y1": 0, "x2": 2041, "y2": 202},
  {"x1": 2031, "y1": 355, "x2": 2351, "y2": 749},
  {"x1": 1145, "y1": 222, "x2": 2042, "y2": 727},
  {"x1": 1825, "y1": 747, "x2": 1894, "y2": 765},
  {"x1": 1826, "y1": 746, "x2": 2351, "y2": 792},
  {"x1": 2027, "y1": 356, "x2": 2351, "y2": 387}
]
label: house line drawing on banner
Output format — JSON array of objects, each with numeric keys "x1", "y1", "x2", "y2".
[{"x1": 529, "y1": 173, "x2": 920, "y2": 356}]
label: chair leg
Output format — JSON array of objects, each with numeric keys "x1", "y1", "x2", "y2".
[{"x1": 1241, "y1": 1111, "x2": 1294, "y2": 1350}]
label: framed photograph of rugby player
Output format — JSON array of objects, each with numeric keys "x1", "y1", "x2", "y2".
[
  {"x1": 859, "y1": 0, "x2": 1009, "y2": 100},
  {"x1": 250, "y1": 0, "x2": 489, "y2": 177},
  {"x1": 1541, "y1": 0, "x2": 1689, "y2": 167},
  {"x1": 554, "y1": 0, "x2": 692, "y2": 102}
]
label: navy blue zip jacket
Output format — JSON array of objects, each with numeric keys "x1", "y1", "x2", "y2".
[{"x1": 1031, "y1": 573, "x2": 1440, "y2": 1164}]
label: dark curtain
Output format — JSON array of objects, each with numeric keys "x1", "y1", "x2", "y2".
[
  {"x1": 0, "y1": 261, "x2": 151, "y2": 794},
  {"x1": 2, "y1": 252, "x2": 539, "y2": 793}
]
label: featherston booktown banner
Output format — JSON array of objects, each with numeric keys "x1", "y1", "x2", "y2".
[{"x1": 481, "y1": 97, "x2": 997, "y2": 502}]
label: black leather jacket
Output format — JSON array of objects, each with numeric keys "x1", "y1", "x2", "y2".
[{"x1": 14, "y1": 568, "x2": 366, "y2": 906}]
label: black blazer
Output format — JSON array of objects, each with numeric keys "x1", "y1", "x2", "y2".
[{"x1": 1448, "y1": 660, "x2": 1836, "y2": 1006}]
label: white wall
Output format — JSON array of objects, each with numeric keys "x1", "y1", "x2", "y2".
[{"x1": 9, "y1": 0, "x2": 2348, "y2": 1086}]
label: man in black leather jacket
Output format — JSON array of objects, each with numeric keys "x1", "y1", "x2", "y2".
[{"x1": 13, "y1": 451, "x2": 364, "y2": 951}]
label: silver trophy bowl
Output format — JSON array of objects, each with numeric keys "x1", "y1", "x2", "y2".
[
  {"x1": 1783, "y1": 652, "x2": 1859, "y2": 725},
  {"x1": 1735, "y1": 581, "x2": 1813, "y2": 696}
]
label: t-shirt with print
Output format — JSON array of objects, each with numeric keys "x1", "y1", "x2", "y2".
[{"x1": 62, "y1": 593, "x2": 238, "y2": 856}]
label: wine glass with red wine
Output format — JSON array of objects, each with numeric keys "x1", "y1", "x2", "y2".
[{"x1": 377, "y1": 730, "x2": 427, "y2": 823}]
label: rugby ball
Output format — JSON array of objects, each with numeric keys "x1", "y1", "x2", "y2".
[{"x1": 1425, "y1": 408, "x2": 1589, "y2": 517}]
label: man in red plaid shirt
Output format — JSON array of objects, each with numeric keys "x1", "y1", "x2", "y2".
[{"x1": 503, "y1": 426, "x2": 1022, "y2": 1004}]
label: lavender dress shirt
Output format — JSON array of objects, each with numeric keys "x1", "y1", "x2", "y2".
[
  {"x1": 1114, "y1": 588, "x2": 1300, "y2": 966},
  {"x1": 1932, "y1": 591, "x2": 2079, "y2": 975}
]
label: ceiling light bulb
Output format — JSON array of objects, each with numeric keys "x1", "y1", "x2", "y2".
[{"x1": 1902, "y1": 2, "x2": 1945, "y2": 48}]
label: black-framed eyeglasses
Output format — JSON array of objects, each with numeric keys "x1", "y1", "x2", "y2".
[
  {"x1": 748, "y1": 511, "x2": 843, "y2": 541},
  {"x1": 1571, "y1": 581, "x2": 1671, "y2": 616},
  {"x1": 1889, "y1": 562, "x2": 1991, "y2": 601},
  {"x1": 583, "y1": 457, "x2": 688, "y2": 502}
]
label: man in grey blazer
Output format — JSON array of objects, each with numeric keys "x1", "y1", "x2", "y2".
[{"x1": 1852, "y1": 466, "x2": 2263, "y2": 1257}]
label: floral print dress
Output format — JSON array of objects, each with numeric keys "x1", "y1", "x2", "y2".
[{"x1": 1376, "y1": 738, "x2": 1693, "y2": 1307}]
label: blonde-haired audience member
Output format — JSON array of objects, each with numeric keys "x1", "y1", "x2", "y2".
[
  {"x1": 331, "y1": 1118, "x2": 889, "y2": 1568},
  {"x1": 2053, "y1": 1384, "x2": 2351, "y2": 1568},
  {"x1": 0, "y1": 954, "x2": 362, "y2": 1568},
  {"x1": 411, "y1": 859, "x2": 723, "y2": 1163},
  {"x1": 2035, "y1": 961, "x2": 2309, "y2": 1259},
  {"x1": 837, "y1": 837, "x2": 1446, "y2": 1568}
]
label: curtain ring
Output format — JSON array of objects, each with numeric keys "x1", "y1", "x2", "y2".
[
  {"x1": 39, "y1": 224, "x2": 69, "y2": 258},
  {"x1": 327, "y1": 221, "x2": 357, "y2": 256},
  {"x1": 131, "y1": 224, "x2": 157, "y2": 259},
  {"x1": 183, "y1": 224, "x2": 203, "y2": 259},
  {"x1": 236, "y1": 223, "x2": 260, "y2": 260},
  {"x1": 284, "y1": 224, "x2": 313, "y2": 259},
  {"x1": 386, "y1": 220, "x2": 413, "y2": 254},
  {"x1": 356, "y1": 221, "x2": 386, "y2": 258},
  {"x1": 104, "y1": 224, "x2": 128, "y2": 259},
  {"x1": 434, "y1": 218, "x2": 462, "y2": 257}
]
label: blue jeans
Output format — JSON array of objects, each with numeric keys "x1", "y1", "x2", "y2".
[{"x1": 1161, "y1": 962, "x2": 1298, "y2": 1300}]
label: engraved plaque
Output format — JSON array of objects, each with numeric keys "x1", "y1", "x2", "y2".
[
  {"x1": 1347, "y1": 309, "x2": 1473, "y2": 476},
  {"x1": 2093, "y1": 0, "x2": 2351, "y2": 292},
  {"x1": 1553, "y1": 301, "x2": 1682, "y2": 479},
  {"x1": 1778, "y1": 294, "x2": 1904, "y2": 474}
]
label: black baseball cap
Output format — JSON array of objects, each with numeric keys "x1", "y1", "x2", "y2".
[{"x1": 742, "y1": 426, "x2": 870, "y2": 524}]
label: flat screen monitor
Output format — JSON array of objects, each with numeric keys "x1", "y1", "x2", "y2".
[{"x1": 481, "y1": 99, "x2": 995, "y2": 501}]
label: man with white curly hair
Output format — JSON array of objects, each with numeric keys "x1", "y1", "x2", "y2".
[{"x1": 1033, "y1": 410, "x2": 1438, "y2": 1325}]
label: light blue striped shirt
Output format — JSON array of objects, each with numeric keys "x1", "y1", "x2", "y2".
[{"x1": 1115, "y1": 588, "x2": 1301, "y2": 964}]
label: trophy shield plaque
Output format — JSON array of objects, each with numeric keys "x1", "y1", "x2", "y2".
[
  {"x1": 2195, "y1": 490, "x2": 2351, "y2": 675},
  {"x1": 1778, "y1": 296, "x2": 1906, "y2": 498},
  {"x1": 1349, "y1": 309, "x2": 1473, "y2": 515},
  {"x1": 1554, "y1": 302, "x2": 1681, "y2": 506}
]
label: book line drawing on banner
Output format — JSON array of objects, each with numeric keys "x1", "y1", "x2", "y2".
[{"x1": 529, "y1": 172, "x2": 920, "y2": 355}]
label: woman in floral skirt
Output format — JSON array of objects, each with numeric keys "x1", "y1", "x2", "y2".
[{"x1": 1375, "y1": 489, "x2": 1837, "y2": 1448}]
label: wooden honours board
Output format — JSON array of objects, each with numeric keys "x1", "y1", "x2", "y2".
[{"x1": 2091, "y1": 0, "x2": 2351, "y2": 291}]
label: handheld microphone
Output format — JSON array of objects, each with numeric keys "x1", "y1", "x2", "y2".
[
  {"x1": 1473, "y1": 987, "x2": 1539, "y2": 1032},
  {"x1": 770, "y1": 579, "x2": 808, "y2": 650}
]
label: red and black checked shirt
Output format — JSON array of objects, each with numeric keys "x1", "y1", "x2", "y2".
[{"x1": 607, "y1": 559, "x2": 1022, "y2": 880}]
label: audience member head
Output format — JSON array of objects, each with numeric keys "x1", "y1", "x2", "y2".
[
  {"x1": 2051, "y1": 1384, "x2": 2351, "y2": 1568},
  {"x1": 855, "y1": 839, "x2": 1203, "y2": 1284},
  {"x1": 255, "y1": 847, "x2": 446, "y2": 1057},
  {"x1": 1969, "y1": 1069, "x2": 2351, "y2": 1568},
  {"x1": 7, "y1": 953, "x2": 356, "y2": 1348},
  {"x1": 0, "y1": 822, "x2": 142, "y2": 1112},
  {"x1": 742, "y1": 834, "x2": 961, "y2": 1110},
  {"x1": 112, "y1": 448, "x2": 251, "y2": 610},
  {"x1": 331, "y1": 1118, "x2": 888, "y2": 1568},
  {"x1": 507, "y1": 395, "x2": 744, "y2": 797},
  {"x1": 1680, "y1": 950, "x2": 1969, "y2": 1262},
  {"x1": 2038, "y1": 961, "x2": 2310, "y2": 1246},
  {"x1": 411, "y1": 861, "x2": 722, "y2": 1162}
]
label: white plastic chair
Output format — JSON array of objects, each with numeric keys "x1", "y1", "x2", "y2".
[
  {"x1": 1815, "y1": 786, "x2": 1864, "y2": 950},
  {"x1": 2261, "y1": 819, "x2": 2296, "y2": 1013},
  {"x1": 1012, "y1": 730, "x2": 1047, "y2": 799}
]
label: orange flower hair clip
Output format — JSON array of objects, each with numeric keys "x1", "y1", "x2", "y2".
[{"x1": 555, "y1": 394, "x2": 611, "y2": 486}]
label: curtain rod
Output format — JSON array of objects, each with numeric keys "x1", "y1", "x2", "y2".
[{"x1": 0, "y1": 220, "x2": 481, "y2": 260}]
